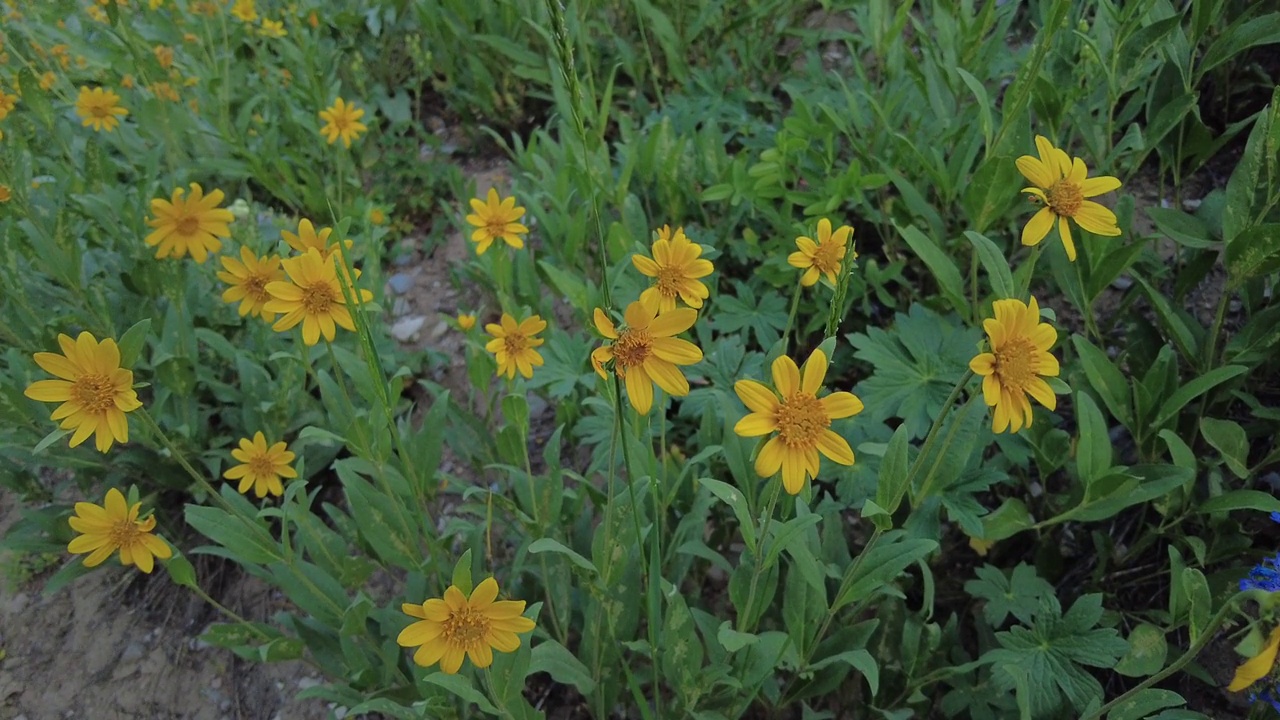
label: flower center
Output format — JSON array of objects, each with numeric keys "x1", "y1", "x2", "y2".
[
  {"x1": 811, "y1": 242, "x2": 844, "y2": 276},
  {"x1": 71, "y1": 373, "x2": 117, "y2": 414},
  {"x1": 108, "y1": 518, "x2": 142, "y2": 548},
  {"x1": 612, "y1": 328, "x2": 653, "y2": 370},
  {"x1": 775, "y1": 392, "x2": 828, "y2": 448},
  {"x1": 1046, "y1": 180, "x2": 1082, "y2": 217},
  {"x1": 176, "y1": 214, "x2": 200, "y2": 236},
  {"x1": 302, "y1": 284, "x2": 336, "y2": 314},
  {"x1": 485, "y1": 219, "x2": 507, "y2": 238},
  {"x1": 994, "y1": 337, "x2": 1037, "y2": 391},
  {"x1": 244, "y1": 274, "x2": 270, "y2": 300},
  {"x1": 333, "y1": 114, "x2": 352, "y2": 131},
  {"x1": 248, "y1": 455, "x2": 275, "y2": 479},
  {"x1": 89, "y1": 103, "x2": 111, "y2": 119},
  {"x1": 441, "y1": 608, "x2": 491, "y2": 650},
  {"x1": 503, "y1": 333, "x2": 529, "y2": 355},
  {"x1": 655, "y1": 266, "x2": 684, "y2": 297}
]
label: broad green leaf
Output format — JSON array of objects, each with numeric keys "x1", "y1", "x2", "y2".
[
  {"x1": 1223, "y1": 87, "x2": 1278, "y2": 243},
  {"x1": 117, "y1": 318, "x2": 152, "y2": 368},
  {"x1": 1114, "y1": 624, "x2": 1169, "y2": 678},
  {"x1": 530, "y1": 639, "x2": 595, "y2": 695},
  {"x1": 895, "y1": 222, "x2": 967, "y2": 316},
  {"x1": 423, "y1": 673, "x2": 500, "y2": 714},
  {"x1": 185, "y1": 504, "x2": 281, "y2": 565},
  {"x1": 716, "y1": 621, "x2": 759, "y2": 653},
  {"x1": 1199, "y1": 417, "x2": 1249, "y2": 478},
  {"x1": 528, "y1": 538, "x2": 598, "y2": 575},
  {"x1": 1145, "y1": 207, "x2": 1216, "y2": 249},
  {"x1": 1198, "y1": 489, "x2": 1280, "y2": 515},
  {"x1": 1199, "y1": 15, "x2": 1280, "y2": 76},
  {"x1": 876, "y1": 424, "x2": 911, "y2": 517},
  {"x1": 964, "y1": 563, "x2": 1054, "y2": 626},
  {"x1": 964, "y1": 231, "x2": 1015, "y2": 298},
  {"x1": 700, "y1": 477, "x2": 757, "y2": 552},
  {"x1": 1152, "y1": 365, "x2": 1248, "y2": 429},
  {"x1": 1071, "y1": 335, "x2": 1132, "y2": 428},
  {"x1": 662, "y1": 591, "x2": 705, "y2": 705},
  {"x1": 832, "y1": 536, "x2": 937, "y2": 611},
  {"x1": 979, "y1": 497, "x2": 1035, "y2": 542},
  {"x1": 1182, "y1": 568, "x2": 1212, "y2": 644},
  {"x1": 1225, "y1": 224, "x2": 1280, "y2": 286},
  {"x1": 1107, "y1": 689, "x2": 1185, "y2": 720},
  {"x1": 1074, "y1": 391, "x2": 1111, "y2": 484},
  {"x1": 164, "y1": 555, "x2": 197, "y2": 589},
  {"x1": 452, "y1": 549, "x2": 474, "y2": 595}
]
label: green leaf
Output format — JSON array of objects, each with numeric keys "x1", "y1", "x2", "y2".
[
  {"x1": 1071, "y1": 335, "x2": 1132, "y2": 428},
  {"x1": 1225, "y1": 224, "x2": 1280, "y2": 285},
  {"x1": 979, "y1": 497, "x2": 1035, "y2": 542},
  {"x1": 895, "y1": 222, "x2": 967, "y2": 316},
  {"x1": 117, "y1": 318, "x2": 152, "y2": 368},
  {"x1": 964, "y1": 231, "x2": 1015, "y2": 299},
  {"x1": 808, "y1": 649, "x2": 880, "y2": 697},
  {"x1": 955, "y1": 68, "x2": 993, "y2": 151},
  {"x1": 164, "y1": 554, "x2": 197, "y2": 589},
  {"x1": 662, "y1": 590, "x2": 704, "y2": 705},
  {"x1": 502, "y1": 394, "x2": 529, "y2": 438},
  {"x1": 964, "y1": 563, "x2": 1055, "y2": 626},
  {"x1": 18, "y1": 68, "x2": 53, "y2": 127},
  {"x1": 185, "y1": 505, "x2": 281, "y2": 565},
  {"x1": 1152, "y1": 365, "x2": 1248, "y2": 429},
  {"x1": 529, "y1": 639, "x2": 596, "y2": 695},
  {"x1": 1107, "y1": 689, "x2": 1186, "y2": 720},
  {"x1": 716, "y1": 621, "x2": 759, "y2": 652},
  {"x1": 1223, "y1": 86, "x2": 1278, "y2": 243},
  {"x1": 1133, "y1": 275, "x2": 1199, "y2": 364},
  {"x1": 1158, "y1": 429, "x2": 1197, "y2": 470},
  {"x1": 1199, "y1": 14, "x2": 1280, "y2": 76},
  {"x1": 452, "y1": 549, "x2": 473, "y2": 595},
  {"x1": 1199, "y1": 417, "x2": 1249, "y2": 478},
  {"x1": 1198, "y1": 489, "x2": 1280, "y2": 515},
  {"x1": 1064, "y1": 465, "x2": 1192, "y2": 523},
  {"x1": 1145, "y1": 207, "x2": 1216, "y2": 249},
  {"x1": 422, "y1": 673, "x2": 500, "y2": 714},
  {"x1": 1114, "y1": 624, "x2": 1168, "y2": 678},
  {"x1": 1074, "y1": 391, "x2": 1112, "y2": 484},
  {"x1": 528, "y1": 538, "x2": 598, "y2": 575},
  {"x1": 700, "y1": 478, "x2": 757, "y2": 552},
  {"x1": 875, "y1": 424, "x2": 911, "y2": 519},
  {"x1": 832, "y1": 536, "x2": 937, "y2": 611},
  {"x1": 1182, "y1": 568, "x2": 1212, "y2": 644}
]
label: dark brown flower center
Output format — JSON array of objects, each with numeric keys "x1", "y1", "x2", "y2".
[
  {"x1": 176, "y1": 214, "x2": 200, "y2": 236},
  {"x1": 612, "y1": 328, "x2": 653, "y2": 370},
  {"x1": 302, "y1": 284, "x2": 336, "y2": 314},
  {"x1": 503, "y1": 333, "x2": 529, "y2": 355},
  {"x1": 656, "y1": 266, "x2": 684, "y2": 297},
  {"x1": 775, "y1": 392, "x2": 828, "y2": 448},
  {"x1": 1047, "y1": 180, "x2": 1082, "y2": 217}
]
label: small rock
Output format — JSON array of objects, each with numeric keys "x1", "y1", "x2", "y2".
[
  {"x1": 391, "y1": 315, "x2": 427, "y2": 342},
  {"x1": 120, "y1": 642, "x2": 146, "y2": 663},
  {"x1": 387, "y1": 273, "x2": 414, "y2": 294},
  {"x1": 430, "y1": 320, "x2": 449, "y2": 340},
  {"x1": 1182, "y1": 197, "x2": 1202, "y2": 210},
  {"x1": 1110, "y1": 276, "x2": 1133, "y2": 291},
  {"x1": 392, "y1": 297, "x2": 411, "y2": 316},
  {"x1": 1229, "y1": 299, "x2": 1242, "y2": 313},
  {"x1": 297, "y1": 676, "x2": 323, "y2": 690}
]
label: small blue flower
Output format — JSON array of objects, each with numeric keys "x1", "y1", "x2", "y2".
[
  {"x1": 1243, "y1": 553, "x2": 1280, "y2": 593},
  {"x1": 1271, "y1": 511, "x2": 1280, "y2": 525},
  {"x1": 1252, "y1": 684, "x2": 1280, "y2": 713}
]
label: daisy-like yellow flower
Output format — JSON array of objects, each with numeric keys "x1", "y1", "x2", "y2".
[
  {"x1": 968, "y1": 297, "x2": 1060, "y2": 433},
  {"x1": 260, "y1": 18, "x2": 286, "y2": 37},
  {"x1": 230, "y1": 0, "x2": 257, "y2": 22},
  {"x1": 144, "y1": 183, "x2": 235, "y2": 263},
  {"x1": 318, "y1": 97, "x2": 367, "y2": 148},
  {"x1": 153, "y1": 44, "x2": 174, "y2": 69},
  {"x1": 1230, "y1": 626, "x2": 1280, "y2": 693},
  {"x1": 74, "y1": 86, "x2": 127, "y2": 132},
  {"x1": 217, "y1": 246, "x2": 285, "y2": 319},
  {"x1": 591, "y1": 300, "x2": 702, "y2": 414},
  {"x1": 264, "y1": 247, "x2": 374, "y2": 345},
  {"x1": 369, "y1": 206, "x2": 386, "y2": 225},
  {"x1": 397, "y1": 577, "x2": 536, "y2": 675},
  {"x1": 484, "y1": 314, "x2": 546, "y2": 379},
  {"x1": 464, "y1": 188, "x2": 529, "y2": 255},
  {"x1": 67, "y1": 488, "x2": 172, "y2": 573},
  {"x1": 788, "y1": 218, "x2": 854, "y2": 287},
  {"x1": 733, "y1": 349, "x2": 863, "y2": 495},
  {"x1": 281, "y1": 218, "x2": 351, "y2": 258},
  {"x1": 23, "y1": 332, "x2": 143, "y2": 453},
  {"x1": 632, "y1": 225, "x2": 714, "y2": 311},
  {"x1": 1016, "y1": 135, "x2": 1122, "y2": 261},
  {"x1": 223, "y1": 431, "x2": 297, "y2": 498},
  {"x1": 38, "y1": 71, "x2": 56, "y2": 91},
  {"x1": 0, "y1": 90, "x2": 16, "y2": 120},
  {"x1": 457, "y1": 313, "x2": 477, "y2": 331}
]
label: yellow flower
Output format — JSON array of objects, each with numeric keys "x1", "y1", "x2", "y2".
[
  {"x1": 968, "y1": 297, "x2": 1060, "y2": 433},
  {"x1": 224, "y1": 431, "x2": 297, "y2": 498},
  {"x1": 230, "y1": 0, "x2": 257, "y2": 22},
  {"x1": 149, "y1": 0, "x2": 165, "y2": 8},
  {"x1": 484, "y1": 314, "x2": 546, "y2": 379},
  {"x1": 0, "y1": 185, "x2": 10, "y2": 203},
  {"x1": 369, "y1": 206, "x2": 386, "y2": 225},
  {"x1": 23, "y1": 332, "x2": 143, "y2": 453},
  {"x1": 632, "y1": 225, "x2": 714, "y2": 311},
  {"x1": 397, "y1": 577, "x2": 536, "y2": 675},
  {"x1": 457, "y1": 313, "x2": 477, "y2": 331},
  {"x1": 67, "y1": 488, "x2": 172, "y2": 573},
  {"x1": 259, "y1": 17, "x2": 286, "y2": 37},
  {"x1": 308, "y1": 10, "x2": 318, "y2": 27},
  {"x1": 38, "y1": 71, "x2": 56, "y2": 91},
  {"x1": 217, "y1": 246, "x2": 285, "y2": 319},
  {"x1": 733, "y1": 349, "x2": 863, "y2": 495},
  {"x1": 0, "y1": 90, "x2": 16, "y2": 120},
  {"x1": 1230, "y1": 626, "x2": 1280, "y2": 693},
  {"x1": 1016, "y1": 135, "x2": 1122, "y2": 262},
  {"x1": 121, "y1": 74, "x2": 135, "y2": 89},
  {"x1": 465, "y1": 188, "x2": 529, "y2": 255},
  {"x1": 591, "y1": 300, "x2": 702, "y2": 414},
  {"x1": 149, "y1": 82, "x2": 179, "y2": 103},
  {"x1": 145, "y1": 183, "x2": 235, "y2": 263},
  {"x1": 318, "y1": 97, "x2": 367, "y2": 147},
  {"x1": 153, "y1": 44, "x2": 174, "y2": 69},
  {"x1": 788, "y1": 218, "x2": 854, "y2": 287},
  {"x1": 264, "y1": 248, "x2": 374, "y2": 345},
  {"x1": 281, "y1": 218, "x2": 351, "y2": 258},
  {"x1": 74, "y1": 86, "x2": 128, "y2": 132}
]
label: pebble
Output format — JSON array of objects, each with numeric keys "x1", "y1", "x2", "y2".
[
  {"x1": 1110, "y1": 276, "x2": 1133, "y2": 291},
  {"x1": 392, "y1": 297, "x2": 410, "y2": 316},
  {"x1": 1182, "y1": 198, "x2": 1202, "y2": 210},
  {"x1": 391, "y1": 316, "x2": 426, "y2": 342},
  {"x1": 387, "y1": 273, "x2": 413, "y2": 294},
  {"x1": 393, "y1": 254, "x2": 415, "y2": 267},
  {"x1": 120, "y1": 642, "x2": 145, "y2": 663},
  {"x1": 430, "y1": 320, "x2": 449, "y2": 340}
]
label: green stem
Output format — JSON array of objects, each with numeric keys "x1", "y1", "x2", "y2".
[
  {"x1": 521, "y1": 414, "x2": 567, "y2": 643},
  {"x1": 136, "y1": 407, "x2": 234, "y2": 514},
  {"x1": 1081, "y1": 591, "x2": 1252, "y2": 720},
  {"x1": 1074, "y1": 257, "x2": 1101, "y2": 341},
  {"x1": 781, "y1": 281, "x2": 803, "y2": 355},
  {"x1": 736, "y1": 479, "x2": 783, "y2": 634},
  {"x1": 910, "y1": 369, "x2": 975, "y2": 504}
]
